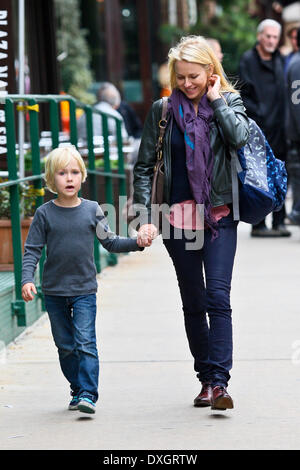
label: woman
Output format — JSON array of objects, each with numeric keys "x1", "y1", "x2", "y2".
[{"x1": 133, "y1": 36, "x2": 249, "y2": 410}]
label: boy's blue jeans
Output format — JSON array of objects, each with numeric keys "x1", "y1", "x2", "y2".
[
  {"x1": 44, "y1": 294, "x2": 99, "y2": 403},
  {"x1": 163, "y1": 213, "x2": 238, "y2": 388}
]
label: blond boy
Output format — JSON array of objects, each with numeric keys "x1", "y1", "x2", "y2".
[{"x1": 22, "y1": 145, "x2": 149, "y2": 414}]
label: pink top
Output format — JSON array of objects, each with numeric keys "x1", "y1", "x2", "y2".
[{"x1": 165, "y1": 200, "x2": 230, "y2": 230}]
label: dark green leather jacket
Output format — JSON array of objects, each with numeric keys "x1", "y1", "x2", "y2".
[{"x1": 133, "y1": 92, "x2": 249, "y2": 225}]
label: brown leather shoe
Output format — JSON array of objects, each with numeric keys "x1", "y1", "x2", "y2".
[
  {"x1": 194, "y1": 383, "x2": 212, "y2": 407},
  {"x1": 211, "y1": 385, "x2": 234, "y2": 410}
]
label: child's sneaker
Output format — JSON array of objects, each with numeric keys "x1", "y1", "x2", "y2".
[
  {"x1": 77, "y1": 397, "x2": 96, "y2": 414},
  {"x1": 68, "y1": 396, "x2": 80, "y2": 410}
]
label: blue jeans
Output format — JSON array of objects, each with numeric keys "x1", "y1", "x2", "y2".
[
  {"x1": 44, "y1": 294, "x2": 99, "y2": 402},
  {"x1": 163, "y1": 212, "x2": 238, "y2": 387}
]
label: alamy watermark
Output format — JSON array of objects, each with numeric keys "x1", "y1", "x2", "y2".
[
  {"x1": 291, "y1": 81, "x2": 300, "y2": 104},
  {"x1": 96, "y1": 196, "x2": 205, "y2": 250}
]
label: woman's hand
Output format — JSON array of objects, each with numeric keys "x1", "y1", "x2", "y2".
[
  {"x1": 137, "y1": 224, "x2": 158, "y2": 247},
  {"x1": 207, "y1": 74, "x2": 221, "y2": 102},
  {"x1": 22, "y1": 283, "x2": 37, "y2": 302}
]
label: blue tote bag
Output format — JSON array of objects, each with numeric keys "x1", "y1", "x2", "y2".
[{"x1": 228, "y1": 118, "x2": 288, "y2": 225}]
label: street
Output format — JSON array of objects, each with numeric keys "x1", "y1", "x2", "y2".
[{"x1": 1, "y1": 220, "x2": 300, "y2": 450}]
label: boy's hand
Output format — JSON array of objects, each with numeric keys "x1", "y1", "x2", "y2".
[
  {"x1": 22, "y1": 283, "x2": 37, "y2": 302},
  {"x1": 137, "y1": 224, "x2": 158, "y2": 247},
  {"x1": 137, "y1": 229, "x2": 152, "y2": 247}
]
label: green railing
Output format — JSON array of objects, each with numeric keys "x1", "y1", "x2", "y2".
[{"x1": 0, "y1": 94, "x2": 129, "y2": 327}]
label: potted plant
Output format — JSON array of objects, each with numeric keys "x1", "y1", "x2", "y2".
[{"x1": 0, "y1": 179, "x2": 38, "y2": 271}]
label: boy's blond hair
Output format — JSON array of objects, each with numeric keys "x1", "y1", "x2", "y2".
[
  {"x1": 168, "y1": 35, "x2": 237, "y2": 94},
  {"x1": 44, "y1": 145, "x2": 87, "y2": 194}
]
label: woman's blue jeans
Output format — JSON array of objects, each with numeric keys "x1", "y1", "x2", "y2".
[
  {"x1": 44, "y1": 294, "x2": 99, "y2": 403},
  {"x1": 163, "y1": 213, "x2": 238, "y2": 388}
]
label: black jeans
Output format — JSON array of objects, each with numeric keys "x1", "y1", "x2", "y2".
[{"x1": 163, "y1": 213, "x2": 238, "y2": 387}]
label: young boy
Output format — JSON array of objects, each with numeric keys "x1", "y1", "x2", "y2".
[{"x1": 21, "y1": 145, "x2": 151, "y2": 414}]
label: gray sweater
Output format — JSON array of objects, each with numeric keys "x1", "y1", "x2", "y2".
[{"x1": 22, "y1": 199, "x2": 142, "y2": 296}]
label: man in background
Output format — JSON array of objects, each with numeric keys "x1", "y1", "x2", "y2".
[
  {"x1": 284, "y1": 25, "x2": 299, "y2": 78},
  {"x1": 239, "y1": 19, "x2": 290, "y2": 237},
  {"x1": 206, "y1": 38, "x2": 224, "y2": 62},
  {"x1": 286, "y1": 27, "x2": 300, "y2": 225},
  {"x1": 77, "y1": 82, "x2": 128, "y2": 141}
]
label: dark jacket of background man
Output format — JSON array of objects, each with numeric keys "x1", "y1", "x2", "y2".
[
  {"x1": 239, "y1": 46, "x2": 286, "y2": 160},
  {"x1": 238, "y1": 19, "x2": 290, "y2": 237}
]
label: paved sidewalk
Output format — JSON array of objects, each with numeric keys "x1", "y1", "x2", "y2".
[{"x1": 1, "y1": 222, "x2": 300, "y2": 450}]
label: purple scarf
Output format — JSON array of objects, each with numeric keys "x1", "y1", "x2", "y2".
[{"x1": 168, "y1": 88, "x2": 217, "y2": 237}]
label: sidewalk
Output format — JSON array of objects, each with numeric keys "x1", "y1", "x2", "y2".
[{"x1": 1, "y1": 222, "x2": 300, "y2": 450}]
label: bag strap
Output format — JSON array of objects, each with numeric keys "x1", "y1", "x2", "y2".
[
  {"x1": 155, "y1": 97, "x2": 168, "y2": 162},
  {"x1": 215, "y1": 119, "x2": 241, "y2": 221},
  {"x1": 229, "y1": 148, "x2": 241, "y2": 221}
]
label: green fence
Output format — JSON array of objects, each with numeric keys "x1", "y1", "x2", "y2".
[{"x1": 0, "y1": 94, "x2": 129, "y2": 333}]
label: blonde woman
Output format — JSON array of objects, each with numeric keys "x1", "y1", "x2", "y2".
[
  {"x1": 133, "y1": 36, "x2": 249, "y2": 410},
  {"x1": 21, "y1": 146, "x2": 148, "y2": 414}
]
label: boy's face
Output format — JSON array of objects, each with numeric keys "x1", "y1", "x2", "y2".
[{"x1": 54, "y1": 157, "x2": 82, "y2": 199}]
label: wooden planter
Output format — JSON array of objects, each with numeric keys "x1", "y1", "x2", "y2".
[{"x1": 0, "y1": 218, "x2": 33, "y2": 272}]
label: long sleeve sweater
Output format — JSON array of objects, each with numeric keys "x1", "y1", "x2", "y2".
[{"x1": 22, "y1": 198, "x2": 142, "y2": 296}]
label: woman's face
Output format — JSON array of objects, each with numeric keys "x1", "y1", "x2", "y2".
[{"x1": 175, "y1": 60, "x2": 211, "y2": 104}]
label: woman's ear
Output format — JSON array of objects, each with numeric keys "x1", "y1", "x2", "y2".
[
  {"x1": 206, "y1": 66, "x2": 213, "y2": 86},
  {"x1": 207, "y1": 64, "x2": 214, "y2": 77}
]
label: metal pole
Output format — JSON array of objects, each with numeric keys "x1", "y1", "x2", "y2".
[{"x1": 18, "y1": 0, "x2": 25, "y2": 179}]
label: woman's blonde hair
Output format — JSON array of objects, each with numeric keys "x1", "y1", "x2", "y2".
[
  {"x1": 168, "y1": 35, "x2": 237, "y2": 94},
  {"x1": 44, "y1": 145, "x2": 87, "y2": 194}
]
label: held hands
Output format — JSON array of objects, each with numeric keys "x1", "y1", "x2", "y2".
[
  {"x1": 207, "y1": 74, "x2": 221, "y2": 102},
  {"x1": 137, "y1": 224, "x2": 158, "y2": 248},
  {"x1": 22, "y1": 283, "x2": 37, "y2": 302}
]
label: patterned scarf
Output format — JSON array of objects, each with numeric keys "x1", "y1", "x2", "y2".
[{"x1": 168, "y1": 88, "x2": 217, "y2": 237}]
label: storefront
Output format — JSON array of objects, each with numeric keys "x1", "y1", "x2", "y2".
[{"x1": 79, "y1": 0, "x2": 171, "y2": 121}]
